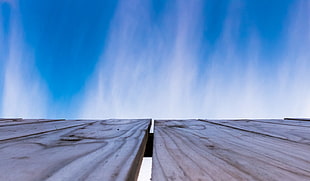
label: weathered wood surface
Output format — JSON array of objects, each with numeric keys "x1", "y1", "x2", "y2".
[
  {"x1": 152, "y1": 119, "x2": 310, "y2": 181},
  {"x1": 203, "y1": 119, "x2": 310, "y2": 144},
  {"x1": 223, "y1": 118, "x2": 310, "y2": 127},
  {"x1": 0, "y1": 119, "x2": 66, "y2": 126},
  {"x1": 0, "y1": 119, "x2": 94, "y2": 141},
  {"x1": 0, "y1": 119, "x2": 151, "y2": 181}
]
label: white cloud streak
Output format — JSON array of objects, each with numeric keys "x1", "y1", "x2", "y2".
[
  {"x1": 1, "y1": 0, "x2": 309, "y2": 119},
  {"x1": 0, "y1": 0, "x2": 48, "y2": 118},
  {"x1": 80, "y1": 0, "x2": 310, "y2": 119}
]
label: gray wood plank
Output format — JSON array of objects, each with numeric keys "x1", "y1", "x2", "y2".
[
  {"x1": 257, "y1": 119, "x2": 310, "y2": 127},
  {"x1": 202, "y1": 119, "x2": 310, "y2": 144},
  {"x1": 0, "y1": 119, "x2": 66, "y2": 127},
  {"x1": 0, "y1": 118, "x2": 23, "y2": 124},
  {"x1": 0, "y1": 118, "x2": 22, "y2": 121},
  {"x1": 0, "y1": 119, "x2": 151, "y2": 181},
  {"x1": 0, "y1": 119, "x2": 94, "y2": 141},
  {"x1": 217, "y1": 119, "x2": 310, "y2": 127},
  {"x1": 152, "y1": 119, "x2": 310, "y2": 181}
]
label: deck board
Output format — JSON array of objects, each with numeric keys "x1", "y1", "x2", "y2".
[
  {"x1": 0, "y1": 119, "x2": 66, "y2": 127},
  {"x1": 0, "y1": 120, "x2": 94, "y2": 141},
  {"x1": 215, "y1": 119, "x2": 310, "y2": 127},
  {"x1": 202, "y1": 119, "x2": 310, "y2": 144},
  {"x1": 152, "y1": 119, "x2": 310, "y2": 181},
  {"x1": 0, "y1": 119, "x2": 151, "y2": 181}
]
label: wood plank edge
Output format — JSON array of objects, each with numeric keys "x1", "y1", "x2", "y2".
[
  {"x1": 0, "y1": 118, "x2": 22, "y2": 121},
  {"x1": 284, "y1": 118, "x2": 310, "y2": 121},
  {"x1": 126, "y1": 119, "x2": 152, "y2": 181}
]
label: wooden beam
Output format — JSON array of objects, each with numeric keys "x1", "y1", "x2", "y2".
[
  {"x1": 152, "y1": 119, "x2": 310, "y2": 181},
  {"x1": 0, "y1": 119, "x2": 151, "y2": 181}
]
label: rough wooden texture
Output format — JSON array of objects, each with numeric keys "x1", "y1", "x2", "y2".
[
  {"x1": 203, "y1": 119, "x2": 310, "y2": 144},
  {"x1": 247, "y1": 119, "x2": 310, "y2": 127},
  {"x1": 0, "y1": 119, "x2": 66, "y2": 126},
  {"x1": 152, "y1": 119, "x2": 310, "y2": 181},
  {"x1": 0, "y1": 119, "x2": 151, "y2": 181}
]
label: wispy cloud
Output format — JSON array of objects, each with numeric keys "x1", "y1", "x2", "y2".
[
  {"x1": 80, "y1": 0, "x2": 310, "y2": 119},
  {"x1": 1, "y1": 0, "x2": 309, "y2": 119},
  {"x1": 1, "y1": 0, "x2": 48, "y2": 118}
]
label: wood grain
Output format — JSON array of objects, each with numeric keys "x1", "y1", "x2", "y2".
[
  {"x1": 152, "y1": 119, "x2": 310, "y2": 181},
  {"x1": 0, "y1": 119, "x2": 94, "y2": 141},
  {"x1": 0, "y1": 119, "x2": 151, "y2": 181},
  {"x1": 259, "y1": 119, "x2": 310, "y2": 127},
  {"x1": 216, "y1": 119, "x2": 310, "y2": 127},
  {"x1": 0, "y1": 119, "x2": 66, "y2": 127},
  {"x1": 202, "y1": 119, "x2": 310, "y2": 144}
]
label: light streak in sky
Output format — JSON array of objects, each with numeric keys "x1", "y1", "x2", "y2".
[{"x1": 1, "y1": 0, "x2": 310, "y2": 119}]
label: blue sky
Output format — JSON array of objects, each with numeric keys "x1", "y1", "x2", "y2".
[{"x1": 1, "y1": 0, "x2": 310, "y2": 119}]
